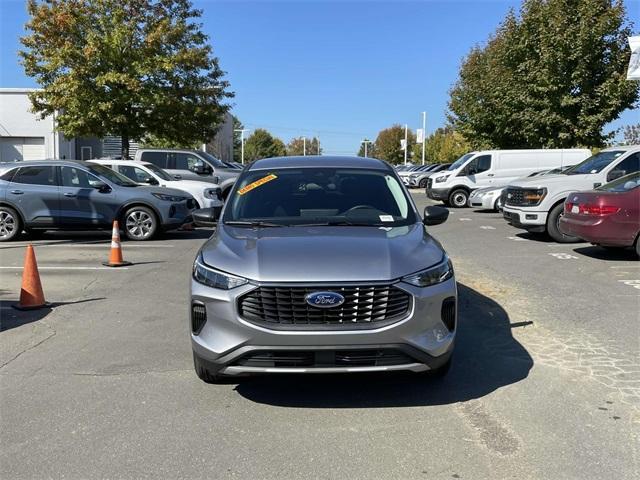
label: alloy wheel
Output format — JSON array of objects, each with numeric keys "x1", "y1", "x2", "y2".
[
  {"x1": 0, "y1": 210, "x2": 16, "y2": 239},
  {"x1": 125, "y1": 210, "x2": 154, "y2": 240}
]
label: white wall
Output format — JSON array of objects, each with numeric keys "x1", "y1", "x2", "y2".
[{"x1": 0, "y1": 89, "x2": 70, "y2": 159}]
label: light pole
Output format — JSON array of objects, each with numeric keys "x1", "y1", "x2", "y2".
[
  {"x1": 404, "y1": 124, "x2": 408, "y2": 165},
  {"x1": 234, "y1": 128, "x2": 250, "y2": 164},
  {"x1": 361, "y1": 139, "x2": 372, "y2": 157},
  {"x1": 421, "y1": 111, "x2": 426, "y2": 165},
  {"x1": 303, "y1": 137, "x2": 306, "y2": 156}
]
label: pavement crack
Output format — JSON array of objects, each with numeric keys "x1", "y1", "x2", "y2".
[{"x1": 0, "y1": 321, "x2": 56, "y2": 370}]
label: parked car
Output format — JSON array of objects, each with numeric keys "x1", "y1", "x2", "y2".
[
  {"x1": 468, "y1": 166, "x2": 576, "y2": 211},
  {"x1": 409, "y1": 163, "x2": 451, "y2": 188},
  {"x1": 558, "y1": 172, "x2": 640, "y2": 256},
  {"x1": 133, "y1": 149, "x2": 240, "y2": 199},
  {"x1": 0, "y1": 160, "x2": 196, "y2": 241},
  {"x1": 189, "y1": 156, "x2": 456, "y2": 382},
  {"x1": 399, "y1": 164, "x2": 432, "y2": 185},
  {"x1": 89, "y1": 159, "x2": 223, "y2": 209},
  {"x1": 426, "y1": 149, "x2": 591, "y2": 208},
  {"x1": 503, "y1": 146, "x2": 640, "y2": 242}
]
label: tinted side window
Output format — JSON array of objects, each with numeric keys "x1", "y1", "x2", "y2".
[
  {"x1": 140, "y1": 152, "x2": 169, "y2": 168},
  {"x1": 175, "y1": 153, "x2": 205, "y2": 170},
  {"x1": 467, "y1": 155, "x2": 492, "y2": 174},
  {"x1": 118, "y1": 165, "x2": 153, "y2": 183},
  {"x1": 61, "y1": 166, "x2": 103, "y2": 188},
  {"x1": 613, "y1": 153, "x2": 640, "y2": 177},
  {"x1": 0, "y1": 168, "x2": 17, "y2": 181},
  {"x1": 12, "y1": 166, "x2": 56, "y2": 186}
]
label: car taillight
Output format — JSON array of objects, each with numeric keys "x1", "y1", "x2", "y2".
[
  {"x1": 569, "y1": 203, "x2": 620, "y2": 216},
  {"x1": 565, "y1": 202, "x2": 574, "y2": 213}
]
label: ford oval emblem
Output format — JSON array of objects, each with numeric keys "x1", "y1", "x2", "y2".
[{"x1": 305, "y1": 291, "x2": 345, "y2": 308}]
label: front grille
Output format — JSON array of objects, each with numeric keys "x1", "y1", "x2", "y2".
[
  {"x1": 441, "y1": 297, "x2": 456, "y2": 332},
  {"x1": 505, "y1": 187, "x2": 525, "y2": 206},
  {"x1": 238, "y1": 285, "x2": 411, "y2": 330},
  {"x1": 233, "y1": 349, "x2": 415, "y2": 368},
  {"x1": 191, "y1": 303, "x2": 207, "y2": 334}
]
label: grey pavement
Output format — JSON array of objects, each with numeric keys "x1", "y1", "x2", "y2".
[{"x1": 0, "y1": 193, "x2": 638, "y2": 479}]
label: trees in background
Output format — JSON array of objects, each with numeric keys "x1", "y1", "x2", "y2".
[
  {"x1": 448, "y1": 0, "x2": 638, "y2": 149},
  {"x1": 374, "y1": 125, "x2": 415, "y2": 164},
  {"x1": 244, "y1": 129, "x2": 286, "y2": 161},
  {"x1": 232, "y1": 116, "x2": 244, "y2": 163},
  {"x1": 357, "y1": 140, "x2": 377, "y2": 158},
  {"x1": 621, "y1": 124, "x2": 640, "y2": 145},
  {"x1": 420, "y1": 127, "x2": 472, "y2": 164},
  {"x1": 20, "y1": 0, "x2": 233, "y2": 159},
  {"x1": 286, "y1": 137, "x2": 322, "y2": 156}
]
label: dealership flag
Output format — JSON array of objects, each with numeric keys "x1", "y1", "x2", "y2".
[
  {"x1": 400, "y1": 139, "x2": 407, "y2": 151},
  {"x1": 416, "y1": 128, "x2": 425, "y2": 144},
  {"x1": 627, "y1": 36, "x2": 640, "y2": 80}
]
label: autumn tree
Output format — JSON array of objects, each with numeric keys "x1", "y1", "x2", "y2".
[
  {"x1": 286, "y1": 136, "x2": 322, "y2": 156},
  {"x1": 417, "y1": 127, "x2": 473, "y2": 164},
  {"x1": 449, "y1": 0, "x2": 638, "y2": 149},
  {"x1": 244, "y1": 129, "x2": 286, "y2": 161},
  {"x1": 20, "y1": 0, "x2": 233, "y2": 159},
  {"x1": 374, "y1": 125, "x2": 415, "y2": 164}
]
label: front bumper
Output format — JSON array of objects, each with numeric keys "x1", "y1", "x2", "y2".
[
  {"x1": 159, "y1": 201, "x2": 195, "y2": 229},
  {"x1": 469, "y1": 193, "x2": 499, "y2": 210},
  {"x1": 426, "y1": 187, "x2": 451, "y2": 201},
  {"x1": 190, "y1": 278, "x2": 457, "y2": 375},
  {"x1": 502, "y1": 206, "x2": 547, "y2": 232},
  {"x1": 559, "y1": 215, "x2": 635, "y2": 247}
]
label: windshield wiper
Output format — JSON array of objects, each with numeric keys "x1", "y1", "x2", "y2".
[
  {"x1": 223, "y1": 220, "x2": 284, "y2": 228},
  {"x1": 294, "y1": 220, "x2": 380, "y2": 227}
]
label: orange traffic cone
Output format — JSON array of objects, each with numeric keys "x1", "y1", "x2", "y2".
[
  {"x1": 102, "y1": 221, "x2": 132, "y2": 267},
  {"x1": 13, "y1": 244, "x2": 49, "y2": 310}
]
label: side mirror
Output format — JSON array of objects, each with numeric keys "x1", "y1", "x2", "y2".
[
  {"x1": 192, "y1": 164, "x2": 213, "y2": 175},
  {"x1": 144, "y1": 177, "x2": 159, "y2": 186},
  {"x1": 92, "y1": 181, "x2": 111, "y2": 193},
  {"x1": 607, "y1": 170, "x2": 625, "y2": 182},
  {"x1": 423, "y1": 205, "x2": 449, "y2": 226},
  {"x1": 192, "y1": 207, "x2": 222, "y2": 228},
  {"x1": 173, "y1": 174, "x2": 182, "y2": 180}
]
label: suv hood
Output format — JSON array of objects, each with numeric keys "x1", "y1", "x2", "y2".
[
  {"x1": 201, "y1": 223, "x2": 445, "y2": 283},
  {"x1": 164, "y1": 179, "x2": 218, "y2": 189},
  {"x1": 137, "y1": 185, "x2": 195, "y2": 197},
  {"x1": 508, "y1": 173, "x2": 594, "y2": 189}
]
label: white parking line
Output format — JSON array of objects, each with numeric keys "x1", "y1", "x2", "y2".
[
  {"x1": 507, "y1": 236, "x2": 526, "y2": 241},
  {"x1": 1, "y1": 244, "x2": 174, "y2": 248},
  {"x1": 459, "y1": 218, "x2": 472, "y2": 221},
  {"x1": 548, "y1": 253, "x2": 579, "y2": 260},
  {"x1": 618, "y1": 280, "x2": 640, "y2": 290},
  {"x1": 479, "y1": 226, "x2": 496, "y2": 230},
  {"x1": 0, "y1": 266, "x2": 129, "y2": 271}
]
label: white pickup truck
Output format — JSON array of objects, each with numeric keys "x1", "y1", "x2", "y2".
[{"x1": 502, "y1": 145, "x2": 640, "y2": 242}]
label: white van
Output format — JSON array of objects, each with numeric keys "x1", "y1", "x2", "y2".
[{"x1": 426, "y1": 149, "x2": 591, "y2": 207}]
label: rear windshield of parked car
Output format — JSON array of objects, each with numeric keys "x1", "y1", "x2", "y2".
[
  {"x1": 598, "y1": 172, "x2": 640, "y2": 192},
  {"x1": 225, "y1": 167, "x2": 416, "y2": 227},
  {"x1": 85, "y1": 164, "x2": 138, "y2": 187},
  {"x1": 564, "y1": 150, "x2": 624, "y2": 175}
]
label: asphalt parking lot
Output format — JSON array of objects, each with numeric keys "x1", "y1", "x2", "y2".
[{"x1": 1, "y1": 191, "x2": 638, "y2": 479}]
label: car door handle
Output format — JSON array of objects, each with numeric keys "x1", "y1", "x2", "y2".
[
  {"x1": 10, "y1": 189, "x2": 23, "y2": 195},
  {"x1": 487, "y1": 174, "x2": 495, "y2": 177},
  {"x1": 63, "y1": 192, "x2": 77, "y2": 197}
]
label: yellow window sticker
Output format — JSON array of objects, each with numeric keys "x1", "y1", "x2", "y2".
[{"x1": 237, "y1": 174, "x2": 278, "y2": 195}]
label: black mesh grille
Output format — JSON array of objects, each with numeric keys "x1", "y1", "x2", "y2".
[
  {"x1": 238, "y1": 285, "x2": 411, "y2": 329},
  {"x1": 441, "y1": 297, "x2": 456, "y2": 332},
  {"x1": 233, "y1": 349, "x2": 415, "y2": 368},
  {"x1": 505, "y1": 188, "x2": 525, "y2": 206},
  {"x1": 191, "y1": 304, "x2": 207, "y2": 334}
]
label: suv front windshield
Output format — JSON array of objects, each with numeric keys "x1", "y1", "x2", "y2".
[
  {"x1": 199, "y1": 151, "x2": 226, "y2": 168},
  {"x1": 225, "y1": 168, "x2": 416, "y2": 227},
  {"x1": 597, "y1": 172, "x2": 640, "y2": 192},
  {"x1": 144, "y1": 163, "x2": 174, "y2": 181},
  {"x1": 564, "y1": 150, "x2": 624, "y2": 175},
  {"x1": 448, "y1": 153, "x2": 474, "y2": 171},
  {"x1": 86, "y1": 164, "x2": 138, "y2": 186}
]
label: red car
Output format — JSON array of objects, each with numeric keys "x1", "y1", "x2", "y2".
[{"x1": 559, "y1": 172, "x2": 640, "y2": 256}]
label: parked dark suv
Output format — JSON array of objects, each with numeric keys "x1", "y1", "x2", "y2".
[{"x1": 0, "y1": 160, "x2": 196, "y2": 241}]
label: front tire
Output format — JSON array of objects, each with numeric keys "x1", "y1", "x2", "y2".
[
  {"x1": 547, "y1": 203, "x2": 580, "y2": 243},
  {"x1": 193, "y1": 352, "x2": 222, "y2": 384},
  {"x1": 419, "y1": 178, "x2": 428, "y2": 189},
  {"x1": 122, "y1": 206, "x2": 158, "y2": 241},
  {"x1": 448, "y1": 189, "x2": 469, "y2": 208},
  {"x1": 0, "y1": 206, "x2": 21, "y2": 242}
]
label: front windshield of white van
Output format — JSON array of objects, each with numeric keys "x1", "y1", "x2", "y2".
[{"x1": 447, "y1": 153, "x2": 474, "y2": 171}]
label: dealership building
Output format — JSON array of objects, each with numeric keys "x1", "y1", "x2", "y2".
[{"x1": 0, "y1": 88, "x2": 234, "y2": 162}]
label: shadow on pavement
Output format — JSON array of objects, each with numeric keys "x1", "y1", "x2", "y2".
[
  {"x1": 573, "y1": 245, "x2": 638, "y2": 262},
  {"x1": 0, "y1": 297, "x2": 105, "y2": 332},
  {"x1": 233, "y1": 283, "x2": 533, "y2": 408}
]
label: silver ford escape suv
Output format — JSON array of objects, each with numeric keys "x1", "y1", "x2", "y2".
[{"x1": 190, "y1": 156, "x2": 456, "y2": 382}]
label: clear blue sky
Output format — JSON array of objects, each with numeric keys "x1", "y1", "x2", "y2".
[{"x1": 1, "y1": 0, "x2": 639, "y2": 154}]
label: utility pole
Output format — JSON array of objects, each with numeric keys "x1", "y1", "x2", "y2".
[
  {"x1": 421, "y1": 111, "x2": 426, "y2": 165},
  {"x1": 234, "y1": 128, "x2": 250, "y2": 164},
  {"x1": 303, "y1": 137, "x2": 306, "y2": 156},
  {"x1": 361, "y1": 139, "x2": 372, "y2": 157},
  {"x1": 404, "y1": 124, "x2": 408, "y2": 165},
  {"x1": 317, "y1": 137, "x2": 320, "y2": 155}
]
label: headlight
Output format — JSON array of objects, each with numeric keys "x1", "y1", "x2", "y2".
[
  {"x1": 522, "y1": 188, "x2": 547, "y2": 206},
  {"x1": 435, "y1": 176, "x2": 448, "y2": 183},
  {"x1": 402, "y1": 255, "x2": 454, "y2": 287},
  {"x1": 152, "y1": 192, "x2": 188, "y2": 202},
  {"x1": 192, "y1": 253, "x2": 248, "y2": 290},
  {"x1": 204, "y1": 187, "x2": 222, "y2": 200}
]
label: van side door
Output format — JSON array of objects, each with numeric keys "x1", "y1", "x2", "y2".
[{"x1": 463, "y1": 154, "x2": 493, "y2": 188}]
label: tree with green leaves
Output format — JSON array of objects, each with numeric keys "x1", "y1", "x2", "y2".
[
  {"x1": 286, "y1": 136, "x2": 322, "y2": 156},
  {"x1": 621, "y1": 124, "x2": 640, "y2": 145},
  {"x1": 20, "y1": 0, "x2": 233, "y2": 159},
  {"x1": 449, "y1": 0, "x2": 638, "y2": 149},
  {"x1": 357, "y1": 139, "x2": 377, "y2": 158},
  {"x1": 374, "y1": 125, "x2": 415, "y2": 164},
  {"x1": 232, "y1": 115, "x2": 244, "y2": 163},
  {"x1": 244, "y1": 129, "x2": 286, "y2": 161},
  {"x1": 414, "y1": 127, "x2": 472, "y2": 164}
]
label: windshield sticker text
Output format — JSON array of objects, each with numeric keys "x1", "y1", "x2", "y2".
[{"x1": 237, "y1": 174, "x2": 278, "y2": 195}]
